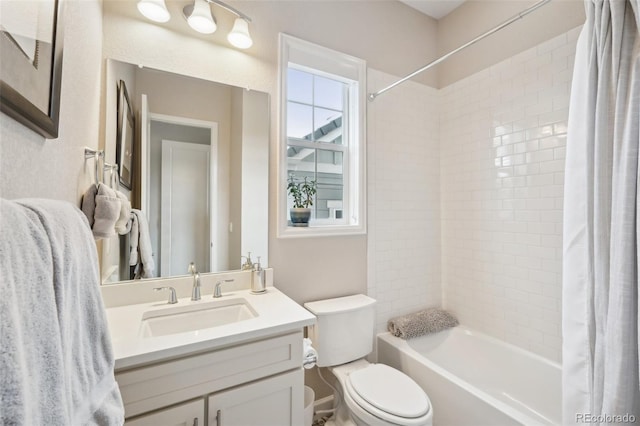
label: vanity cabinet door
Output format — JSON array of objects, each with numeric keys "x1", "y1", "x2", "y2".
[
  {"x1": 125, "y1": 399, "x2": 204, "y2": 426},
  {"x1": 208, "y1": 369, "x2": 304, "y2": 426}
]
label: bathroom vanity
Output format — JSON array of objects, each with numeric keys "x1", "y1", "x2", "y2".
[{"x1": 103, "y1": 277, "x2": 315, "y2": 425}]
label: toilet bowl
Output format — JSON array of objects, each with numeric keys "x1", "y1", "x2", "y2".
[
  {"x1": 304, "y1": 295, "x2": 434, "y2": 426},
  {"x1": 330, "y1": 360, "x2": 433, "y2": 426}
]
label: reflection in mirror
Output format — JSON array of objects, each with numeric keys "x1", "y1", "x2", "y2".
[{"x1": 102, "y1": 59, "x2": 269, "y2": 284}]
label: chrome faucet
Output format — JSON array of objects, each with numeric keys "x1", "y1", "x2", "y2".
[
  {"x1": 154, "y1": 286, "x2": 178, "y2": 304},
  {"x1": 214, "y1": 279, "x2": 235, "y2": 298},
  {"x1": 189, "y1": 262, "x2": 201, "y2": 301}
]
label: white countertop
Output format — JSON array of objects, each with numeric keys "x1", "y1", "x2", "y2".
[{"x1": 106, "y1": 287, "x2": 316, "y2": 371}]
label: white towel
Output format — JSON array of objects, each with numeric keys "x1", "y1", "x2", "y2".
[
  {"x1": 80, "y1": 183, "x2": 98, "y2": 227},
  {"x1": 129, "y1": 209, "x2": 155, "y2": 279},
  {"x1": 80, "y1": 183, "x2": 122, "y2": 240},
  {"x1": 114, "y1": 191, "x2": 132, "y2": 235},
  {"x1": 0, "y1": 198, "x2": 125, "y2": 425},
  {"x1": 93, "y1": 184, "x2": 121, "y2": 240}
]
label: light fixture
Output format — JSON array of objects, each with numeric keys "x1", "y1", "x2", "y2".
[
  {"x1": 137, "y1": 0, "x2": 254, "y2": 49},
  {"x1": 182, "y1": 0, "x2": 217, "y2": 34},
  {"x1": 227, "y1": 17, "x2": 253, "y2": 49},
  {"x1": 136, "y1": 0, "x2": 170, "y2": 23}
]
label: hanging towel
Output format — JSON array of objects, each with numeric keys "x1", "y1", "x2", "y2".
[
  {"x1": 388, "y1": 308, "x2": 458, "y2": 339},
  {"x1": 114, "y1": 191, "x2": 132, "y2": 235},
  {"x1": 80, "y1": 183, "x2": 98, "y2": 227},
  {"x1": 129, "y1": 209, "x2": 155, "y2": 279},
  {"x1": 80, "y1": 183, "x2": 122, "y2": 240},
  {"x1": 0, "y1": 198, "x2": 124, "y2": 425},
  {"x1": 93, "y1": 184, "x2": 121, "y2": 240}
]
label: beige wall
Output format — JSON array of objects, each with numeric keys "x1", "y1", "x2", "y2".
[
  {"x1": 0, "y1": 0, "x2": 104, "y2": 202},
  {"x1": 437, "y1": 0, "x2": 585, "y2": 87}
]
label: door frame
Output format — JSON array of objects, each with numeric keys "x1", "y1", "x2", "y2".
[{"x1": 143, "y1": 111, "x2": 218, "y2": 274}]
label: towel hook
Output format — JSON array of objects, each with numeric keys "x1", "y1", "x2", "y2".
[
  {"x1": 84, "y1": 147, "x2": 104, "y2": 187},
  {"x1": 103, "y1": 163, "x2": 119, "y2": 189},
  {"x1": 93, "y1": 152, "x2": 100, "y2": 186}
]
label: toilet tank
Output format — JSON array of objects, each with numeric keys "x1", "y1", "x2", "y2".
[{"x1": 304, "y1": 294, "x2": 376, "y2": 367}]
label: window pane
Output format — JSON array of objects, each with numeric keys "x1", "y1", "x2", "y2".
[
  {"x1": 313, "y1": 107, "x2": 343, "y2": 145},
  {"x1": 287, "y1": 68, "x2": 312, "y2": 104},
  {"x1": 314, "y1": 75, "x2": 344, "y2": 110},
  {"x1": 286, "y1": 148, "x2": 316, "y2": 214},
  {"x1": 287, "y1": 145, "x2": 315, "y2": 172},
  {"x1": 287, "y1": 102, "x2": 313, "y2": 139},
  {"x1": 315, "y1": 150, "x2": 344, "y2": 219}
]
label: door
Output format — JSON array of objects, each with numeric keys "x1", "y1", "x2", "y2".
[
  {"x1": 208, "y1": 370, "x2": 304, "y2": 426},
  {"x1": 140, "y1": 94, "x2": 150, "y2": 214},
  {"x1": 125, "y1": 399, "x2": 204, "y2": 426},
  {"x1": 161, "y1": 140, "x2": 212, "y2": 276}
]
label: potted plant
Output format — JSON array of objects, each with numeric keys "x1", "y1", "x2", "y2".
[{"x1": 287, "y1": 175, "x2": 317, "y2": 227}]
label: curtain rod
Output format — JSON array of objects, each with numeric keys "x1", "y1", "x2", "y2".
[{"x1": 368, "y1": 0, "x2": 552, "y2": 101}]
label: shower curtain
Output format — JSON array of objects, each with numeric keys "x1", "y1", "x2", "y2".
[{"x1": 563, "y1": 0, "x2": 640, "y2": 424}]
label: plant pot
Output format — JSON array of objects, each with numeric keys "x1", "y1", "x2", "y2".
[{"x1": 290, "y1": 208, "x2": 311, "y2": 227}]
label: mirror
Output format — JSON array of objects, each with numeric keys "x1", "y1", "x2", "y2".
[{"x1": 101, "y1": 59, "x2": 269, "y2": 284}]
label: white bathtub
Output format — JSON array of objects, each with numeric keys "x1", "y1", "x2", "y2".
[{"x1": 377, "y1": 327, "x2": 561, "y2": 426}]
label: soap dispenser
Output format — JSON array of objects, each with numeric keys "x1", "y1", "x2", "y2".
[
  {"x1": 251, "y1": 256, "x2": 266, "y2": 294},
  {"x1": 241, "y1": 252, "x2": 254, "y2": 271}
]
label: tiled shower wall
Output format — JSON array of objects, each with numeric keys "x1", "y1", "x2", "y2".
[
  {"x1": 439, "y1": 27, "x2": 580, "y2": 362},
  {"x1": 367, "y1": 69, "x2": 441, "y2": 334}
]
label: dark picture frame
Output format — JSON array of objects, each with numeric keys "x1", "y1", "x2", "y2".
[
  {"x1": 0, "y1": 0, "x2": 64, "y2": 139},
  {"x1": 116, "y1": 80, "x2": 135, "y2": 189}
]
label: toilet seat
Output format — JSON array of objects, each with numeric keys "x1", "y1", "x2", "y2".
[{"x1": 344, "y1": 364, "x2": 431, "y2": 425}]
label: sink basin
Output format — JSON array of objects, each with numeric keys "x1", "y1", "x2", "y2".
[{"x1": 140, "y1": 298, "x2": 258, "y2": 337}]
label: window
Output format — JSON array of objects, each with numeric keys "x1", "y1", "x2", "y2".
[{"x1": 278, "y1": 34, "x2": 366, "y2": 237}]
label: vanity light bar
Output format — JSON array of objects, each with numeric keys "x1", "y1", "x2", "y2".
[
  {"x1": 206, "y1": 0, "x2": 252, "y2": 23},
  {"x1": 138, "y1": 0, "x2": 253, "y2": 49}
]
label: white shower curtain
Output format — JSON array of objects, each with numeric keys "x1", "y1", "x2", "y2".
[{"x1": 563, "y1": 0, "x2": 640, "y2": 424}]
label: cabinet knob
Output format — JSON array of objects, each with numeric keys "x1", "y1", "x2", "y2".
[
  {"x1": 193, "y1": 418, "x2": 198, "y2": 426},
  {"x1": 216, "y1": 409, "x2": 222, "y2": 426}
]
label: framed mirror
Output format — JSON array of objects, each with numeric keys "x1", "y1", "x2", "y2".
[{"x1": 101, "y1": 59, "x2": 269, "y2": 284}]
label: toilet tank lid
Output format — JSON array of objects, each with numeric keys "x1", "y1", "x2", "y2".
[{"x1": 304, "y1": 294, "x2": 376, "y2": 316}]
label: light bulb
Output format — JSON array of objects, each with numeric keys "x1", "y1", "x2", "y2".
[
  {"x1": 137, "y1": 0, "x2": 170, "y2": 23},
  {"x1": 184, "y1": 0, "x2": 217, "y2": 34},
  {"x1": 228, "y1": 18, "x2": 253, "y2": 49}
]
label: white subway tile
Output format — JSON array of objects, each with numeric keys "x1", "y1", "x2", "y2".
[{"x1": 371, "y1": 28, "x2": 576, "y2": 364}]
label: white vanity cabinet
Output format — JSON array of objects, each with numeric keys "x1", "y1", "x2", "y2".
[
  {"x1": 125, "y1": 399, "x2": 204, "y2": 426},
  {"x1": 118, "y1": 331, "x2": 304, "y2": 425},
  {"x1": 208, "y1": 369, "x2": 303, "y2": 426}
]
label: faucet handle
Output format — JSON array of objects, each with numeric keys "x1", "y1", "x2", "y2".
[
  {"x1": 154, "y1": 286, "x2": 178, "y2": 304},
  {"x1": 213, "y1": 279, "x2": 235, "y2": 298},
  {"x1": 188, "y1": 262, "x2": 197, "y2": 274}
]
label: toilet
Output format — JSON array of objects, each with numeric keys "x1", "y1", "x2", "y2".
[{"x1": 304, "y1": 294, "x2": 433, "y2": 426}]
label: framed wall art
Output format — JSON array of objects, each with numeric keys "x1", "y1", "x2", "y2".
[
  {"x1": 116, "y1": 80, "x2": 135, "y2": 189},
  {"x1": 0, "y1": 0, "x2": 64, "y2": 139}
]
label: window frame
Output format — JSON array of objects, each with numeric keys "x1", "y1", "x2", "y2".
[{"x1": 278, "y1": 34, "x2": 367, "y2": 238}]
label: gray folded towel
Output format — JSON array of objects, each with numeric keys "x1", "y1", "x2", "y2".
[
  {"x1": 80, "y1": 183, "x2": 98, "y2": 227},
  {"x1": 93, "y1": 184, "x2": 121, "y2": 239},
  {"x1": 388, "y1": 308, "x2": 459, "y2": 339},
  {"x1": 114, "y1": 190, "x2": 132, "y2": 235}
]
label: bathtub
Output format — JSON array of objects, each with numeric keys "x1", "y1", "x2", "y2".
[{"x1": 377, "y1": 327, "x2": 561, "y2": 426}]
